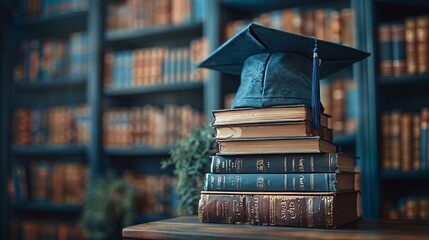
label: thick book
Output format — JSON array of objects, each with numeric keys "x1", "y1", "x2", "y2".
[
  {"x1": 210, "y1": 153, "x2": 355, "y2": 174},
  {"x1": 217, "y1": 136, "x2": 337, "y2": 155},
  {"x1": 378, "y1": 24, "x2": 393, "y2": 76},
  {"x1": 212, "y1": 105, "x2": 330, "y2": 127},
  {"x1": 198, "y1": 191, "x2": 359, "y2": 228},
  {"x1": 204, "y1": 172, "x2": 355, "y2": 192},
  {"x1": 214, "y1": 121, "x2": 332, "y2": 141}
]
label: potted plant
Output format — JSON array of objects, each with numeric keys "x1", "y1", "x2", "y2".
[{"x1": 161, "y1": 123, "x2": 216, "y2": 216}]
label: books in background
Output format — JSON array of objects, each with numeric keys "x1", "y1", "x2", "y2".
[
  {"x1": 104, "y1": 37, "x2": 207, "y2": 90},
  {"x1": 13, "y1": 104, "x2": 90, "y2": 146},
  {"x1": 11, "y1": 160, "x2": 88, "y2": 204},
  {"x1": 224, "y1": 7, "x2": 354, "y2": 47},
  {"x1": 123, "y1": 171, "x2": 177, "y2": 216},
  {"x1": 107, "y1": 0, "x2": 205, "y2": 33},
  {"x1": 378, "y1": 15, "x2": 429, "y2": 77},
  {"x1": 13, "y1": 32, "x2": 88, "y2": 83},
  {"x1": 383, "y1": 196, "x2": 429, "y2": 220},
  {"x1": 9, "y1": 220, "x2": 87, "y2": 240},
  {"x1": 199, "y1": 105, "x2": 360, "y2": 228},
  {"x1": 380, "y1": 108, "x2": 429, "y2": 171},
  {"x1": 22, "y1": 0, "x2": 88, "y2": 18},
  {"x1": 103, "y1": 104, "x2": 205, "y2": 148}
]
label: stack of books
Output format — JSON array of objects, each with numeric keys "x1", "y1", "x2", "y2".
[{"x1": 198, "y1": 105, "x2": 359, "y2": 228}]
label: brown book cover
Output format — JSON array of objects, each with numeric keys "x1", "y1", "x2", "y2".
[
  {"x1": 217, "y1": 136, "x2": 337, "y2": 155},
  {"x1": 381, "y1": 112, "x2": 391, "y2": 170},
  {"x1": 213, "y1": 105, "x2": 330, "y2": 127},
  {"x1": 400, "y1": 113, "x2": 412, "y2": 171},
  {"x1": 199, "y1": 191, "x2": 359, "y2": 228},
  {"x1": 391, "y1": 23, "x2": 407, "y2": 77},
  {"x1": 214, "y1": 121, "x2": 332, "y2": 141},
  {"x1": 379, "y1": 24, "x2": 393, "y2": 76},
  {"x1": 331, "y1": 80, "x2": 345, "y2": 134},
  {"x1": 412, "y1": 114, "x2": 421, "y2": 170},
  {"x1": 405, "y1": 17, "x2": 417, "y2": 74},
  {"x1": 416, "y1": 15, "x2": 429, "y2": 74},
  {"x1": 390, "y1": 111, "x2": 401, "y2": 170}
]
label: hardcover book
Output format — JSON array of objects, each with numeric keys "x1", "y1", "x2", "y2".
[
  {"x1": 198, "y1": 191, "x2": 359, "y2": 228},
  {"x1": 212, "y1": 105, "x2": 330, "y2": 127},
  {"x1": 204, "y1": 172, "x2": 355, "y2": 192},
  {"x1": 214, "y1": 121, "x2": 332, "y2": 141},
  {"x1": 217, "y1": 136, "x2": 337, "y2": 155},
  {"x1": 210, "y1": 153, "x2": 356, "y2": 174}
]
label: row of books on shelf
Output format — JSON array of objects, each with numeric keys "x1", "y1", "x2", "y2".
[
  {"x1": 107, "y1": 0, "x2": 204, "y2": 33},
  {"x1": 14, "y1": 32, "x2": 88, "y2": 83},
  {"x1": 22, "y1": 0, "x2": 88, "y2": 18},
  {"x1": 123, "y1": 171, "x2": 177, "y2": 216},
  {"x1": 381, "y1": 108, "x2": 429, "y2": 171},
  {"x1": 224, "y1": 7, "x2": 354, "y2": 46},
  {"x1": 9, "y1": 220, "x2": 87, "y2": 240},
  {"x1": 103, "y1": 104, "x2": 205, "y2": 148},
  {"x1": 200, "y1": 105, "x2": 361, "y2": 228},
  {"x1": 384, "y1": 196, "x2": 429, "y2": 220},
  {"x1": 378, "y1": 15, "x2": 429, "y2": 77},
  {"x1": 8, "y1": 164, "x2": 178, "y2": 217},
  {"x1": 13, "y1": 104, "x2": 90, "y2": 146},
  {"x1": 104, "y1": 37, "x2": 207, "y2": 90},
  {"x1": 9, "y1": 160, "x2": 87, "y2": 204}
]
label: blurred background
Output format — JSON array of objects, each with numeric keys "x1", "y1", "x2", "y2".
[{"x1": 1, "y1": 0, "x2": 429, "y2": 239}]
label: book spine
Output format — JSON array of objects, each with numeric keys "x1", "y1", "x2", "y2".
[
  {"x1": 422, "y1": 108, "x2": 429, "y2": 170},
  {"x1": 416, "y1": 16, "x2": 429, "y2": 74},
  {"x1": 390, "y1": 111, "x2": 401, "y2": 170},
  {"x1": 378, "y1": 24, "x2": 393, "y2": 77},
  {"x1": 391, "y1": 23, "x2": 407, "y2": 77},
  {"x1": 204, "y1": 173, "x2": 336, "y2": 192},
  {"x1": 400, "y1": 113, "x2": 412, "y2": 171},
  {"x1": 210, "y1": 154, "x2": 340, "y2": 173},
  {"x1": 405, "y1": 17, "x2": 417, "y2": 75},
  {"x1": 199, "y1": 192, "x2": 358, "y2": 227}
]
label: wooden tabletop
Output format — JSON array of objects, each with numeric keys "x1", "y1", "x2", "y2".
[{"x1": 123, "y1": 216, "x2": 429, "y2": 240}]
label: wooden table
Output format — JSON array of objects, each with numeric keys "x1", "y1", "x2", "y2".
[{"x1": 123, "y1": 216, "x2": 429, "y2": 240}]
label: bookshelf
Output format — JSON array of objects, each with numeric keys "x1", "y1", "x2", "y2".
[
  {"x1": 3, "y1": 0, "x2": 429, "y2": 239},
  {"x1": 362, "y1": 0, "x2": 429, "y2": 220}
]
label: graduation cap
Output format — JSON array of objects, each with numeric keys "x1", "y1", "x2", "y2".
[{"x1": 198, "y1": 23, "x2": 370, "y2": 129}]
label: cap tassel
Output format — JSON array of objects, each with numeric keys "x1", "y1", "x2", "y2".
[{"x1": 312, "y1": 37, "x2": 321, "y2": 130}]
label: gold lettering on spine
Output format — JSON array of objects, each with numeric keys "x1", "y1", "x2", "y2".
[
  {"x1": 284, "y1": 157, "x2": 287, "y2": 172},
  {"x1": 311, "y1": 155, "x2": 315, "y2": 172},
  {"x1": 198, "y1": 194, "x2": 208, "y2": 222},
  {"x1": 299, "y1": 157, "x2": 304, "y2": 172},
  {"x1": 325, "y1": 196, "x2": 334, "y2": 227},
  {"x1": 306, "y1": 197, "x2": 313, "y2": 227},
  {"x1": 236, "y1": 158, "x2": 242, "y2": 172},
  {"x1": 269, "y1": 196, "x2": 275, "y2": 225},
  {"x1": 215, "y1": 157, "x2": 221, "y2": 172},
  {"x1": 292, "y1": 176, "x2": 296, "y2": 190},
  {"x1": 256, "y1": 159, "x2": 265, "y2": 172},
  {"x1": 311, "y1": 174, "x2": 314, "y2": 191},
  {"x1": 292, "y1": 157, "x2": 296, "y2": 172},
  {"x1": 299, "y1": 175, "x2": 305, "y2": 190}
]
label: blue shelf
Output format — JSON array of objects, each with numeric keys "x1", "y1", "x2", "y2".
[
  {"x1": 14, "y1": 11, "x2": 88, "y2": 36},
  {"x1": 14, "y1": 77, "x2": 86, "y2": 90},
  {"x1": 333, "y1": 133, "x2": 356, "y2": 146},
  {"x1": 379, "y1": 74, "x2": 429, "y2": 86},
  {"x1": 12, "y1": 202, "x2": 82, "y2": 213},
  {"x1": 12, "y1": 145, "x2": 87, "y2": 155},
  {"x1": 105, "y1": 22, "x2": 203, "y2": 46},
  {"x1": 105, "y1": 146, "x2": 174, "y2": 156},
  {"x1": 381, "y1": 171, "x2": 429, "y2": 180},
  {"x1": 104, "y1": 81, "x2": 204, "y2": 97}
]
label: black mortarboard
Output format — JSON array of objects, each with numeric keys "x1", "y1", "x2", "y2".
[{"x1": 198, "y1": 23, "x2": 370, "y2": 129}]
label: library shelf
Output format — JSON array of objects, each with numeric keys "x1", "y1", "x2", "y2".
[
  {"x1": 381, "y1": 171, "x2": 429, "y2": 180},
  {"x1": 14, "y1": 77, "x2": 86, "y2": 90},
  {"x1": 222, "y1": 0, "x2": 323, "y2": 14},
  {"x1": 104, "y1": 146, "x2": 174, "y2": 156},
  {"x1": 104, "y1": 81, "x2": 204, "y2": 97},
  {"x1": 105, "y1": 22, "x2": 203, "y2": 47},
  {"x1": 379, "y1": 74, "x2": 429, "y2": 87},
  {"x1": 13, "y1": 10, "x2": 88, "y2": 35},
  {"x1": 333, "y1": 133, "x2": 356, "y2": 146},
  {"x1": 12, "y1": 202, "x2": 82, "y2": 213},
  {"x1": 12, "y1": 145, "x2": 87, "y2": 155}
]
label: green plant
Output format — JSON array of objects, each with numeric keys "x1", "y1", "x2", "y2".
[
  {"x1": 161, "y1": 123, "x2": 216, "y2": 216},
  {"x1": 80, "y1": 171, "x2": 136, "y2": 240}
]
